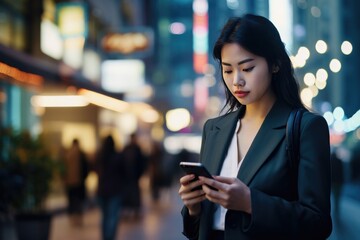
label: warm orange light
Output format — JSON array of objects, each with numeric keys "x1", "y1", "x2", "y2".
[
  {"x1": 102, "y1": 32, "x2": 150, "y2": 54},
  {"x1": 31, "y1": 95, "x2": 89, "y2": 107},
  {"x1": 78, "y1": 88, "x2": 129, "y2": 112},
  {"x1": 0, "y1": 62, "x2": 43, "y2": 87}
]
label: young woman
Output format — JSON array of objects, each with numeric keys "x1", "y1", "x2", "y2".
[{"x1": 179, "y1": 14, "x2": 332, "y2": 240}]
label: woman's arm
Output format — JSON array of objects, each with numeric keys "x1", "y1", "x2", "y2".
[{"x1": 180, "y1": 120, "x2": 211, "y2": 239}]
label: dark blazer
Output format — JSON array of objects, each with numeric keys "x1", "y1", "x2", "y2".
[{"x1": 182, "y1": 100, "x2": 332, "y2": 240}]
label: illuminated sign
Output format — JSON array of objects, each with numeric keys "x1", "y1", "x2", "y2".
[
  {"x1": 193, "y1": 0, "x2": 208, "y2": 74},
  {"x1": 101, "y1": 59, "x2": 145, "y2": 93},
  {"x1": 56, "y1": 2, "x2": 88, "y2": 38},
  {"x1": 101, "y1": 28, "x2": 153, "y2": 56},
  {"x1": 41, "y1": 20, "x2": 63, "y2": 60}
]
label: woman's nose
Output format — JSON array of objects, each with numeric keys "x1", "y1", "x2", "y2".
[{"x1": 233, "y1": 73, "x2": 245, "y2": 87}]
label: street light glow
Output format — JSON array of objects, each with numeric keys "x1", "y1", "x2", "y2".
[
  {"x1": 315, "y1": 79, "x2": 327, "y2": 90},
  {"x1": 341, "y1": 41, "x2": 353, "y2": 55},
  {"x1": 323, "y1": 111, "x2": 334, "y2": 125},
  {"x1": 300, "y1": 87, "x2": 313, "y2": 107},
  {"x1": 333, "y1": 107, "x2": 345, "y2": 120},
  {"x1": 316, "y1": 68, "x2": 328, "y2": 82},
  {"x1": 297, "y1": 46, "x2": 310, "y2": 60},
  {"x1": 310, "y1": 85, "x2": 319, "y2": 97},
  {"x1": 329, "y1": 59, "x2": 342, "y2": 73},
  {"x1": 290, "y1": 55, "x2": 306, "y2": 68},
  {"x1": 165, "y1": 108, "x2": 191, "y2": 132},
  {"x1": 304, "y1": 72, "x2": 316, "y2": 86},
  {"x1": 170, "y1": 22, "x2": 186, "y2": 35},
  {"x1": 315, "y1": 40, "x2": 327, "y2": 54}
]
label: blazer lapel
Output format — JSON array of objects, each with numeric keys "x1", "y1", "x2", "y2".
[
  {"x1": 202, "y1": 108, "x2": 243, "y2": 175},
  {"x1": 238, "y1": 101, "x2": 292, "y2": 185}
]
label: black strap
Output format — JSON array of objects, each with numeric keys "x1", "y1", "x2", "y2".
[{"x1": 286, "y1": 108, "x2": 305, "y2": 170}]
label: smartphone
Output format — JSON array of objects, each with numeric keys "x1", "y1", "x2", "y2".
[
  {"x1": 179, "y1": 162, "x2": 214, "y2": 179},
  {"x1": 179, "y1": 162, "x2": 217, "y2": 191}
]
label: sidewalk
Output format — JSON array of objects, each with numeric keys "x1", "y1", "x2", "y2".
[
  {"x1": 328, "y1": 182, "x2": 360, "y2": 240},
  {"x1": 49, "y1": 183, "x2": 360, "y2": 240},
  {"x1": 3, "y1": 181, "x2": 360, "y2": 240},
  {"x1": 49, "y1": 182, "x2": 187, "y2": 240}
]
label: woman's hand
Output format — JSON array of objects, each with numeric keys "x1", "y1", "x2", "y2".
[
  {"x1": 178, "y1": 174, "x2": 207, "y2": 216},
  {"x1": 199, "y1": 175, "x2": 252, "y2": 214}
]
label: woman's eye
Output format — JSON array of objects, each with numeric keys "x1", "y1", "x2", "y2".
[
  {"x1": 223, "y1": 70, "x2": 232, "y2": 74},
  {"x1": 243, "y1": 66, "x2": 254, "y2": 72}
]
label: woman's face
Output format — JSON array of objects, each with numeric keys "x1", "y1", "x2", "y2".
[{"x1": 221, "y1": 43, "x2": 275, "y2": 106}]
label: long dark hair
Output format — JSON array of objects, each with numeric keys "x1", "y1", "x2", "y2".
[{"x1": 213, "y1": 14, "x2": 304, "y2": 113}]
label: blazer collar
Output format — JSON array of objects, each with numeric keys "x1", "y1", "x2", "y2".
[
  {"x1": 238, "y1": 100, "x2": 292, "y2": 184},
  {"x1": 204, "y1": 108, "x2": 243, "y2": 175}
]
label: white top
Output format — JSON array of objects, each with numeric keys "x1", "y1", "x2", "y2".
[{"x1": 213, "y1": 120, "x2": 244, "y2": 230}]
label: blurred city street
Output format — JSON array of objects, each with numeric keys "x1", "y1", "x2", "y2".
[
  {"x1": 1, "y1": 0, "x2": 360, "y2": 239},
  {"x1": 51, "y1": 182, "x2": 360, "y2": 240},
  {"x1": 2, "y1": 178, "x2": 360, "y2": 239},
  {"x1": 48, "y1": 182, "x2": 360, "y2": 240},
  {"x1": 2, "y1": 177, "x2": 188, "y2": 240},
  {"x1": 49, "y1": 181, "x2": 187, "y2": 240}
]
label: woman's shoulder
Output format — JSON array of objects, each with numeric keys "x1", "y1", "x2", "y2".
[
  {"x1": 301, "y1": 109, "x2": 328, "y2": 129},
  {"x1": 302, "y1": 109, "x2": 325, "y2": 120}
]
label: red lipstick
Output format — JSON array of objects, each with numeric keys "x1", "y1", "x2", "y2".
[{"x1": 234, "y1": 90, "x2": 249, "y2": 98}]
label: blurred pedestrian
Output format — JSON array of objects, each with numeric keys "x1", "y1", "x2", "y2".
[
  {"x1": 330, "y1": 147, "x2": 344, "y2": 222},
  {"x1": 122, "y1": 133, "x2": 147, "y2": 220},
  {"x1": 178, "y1": 14, "x2": 332, "y2": 239},
  {"x1": 96, "y1": 135, "x2": 125, "y2": 240},
  {"x1": 148, "y1": 140, "x2": 165, "y2": 203},
  {"x1": 63, "y1": 138, "x2": 88, "y2": 226}
]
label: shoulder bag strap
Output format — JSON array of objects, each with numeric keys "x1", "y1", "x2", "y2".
[{"x1": 286, "y1": 108, "x2": 305, "y2": 170}]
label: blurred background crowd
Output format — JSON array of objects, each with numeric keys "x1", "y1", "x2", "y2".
[{"x1": 1, "y1": 0, "x2": 360, "y2": 239}]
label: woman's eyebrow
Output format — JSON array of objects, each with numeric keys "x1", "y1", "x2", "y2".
[{"x1": 221, "y1": 58, "x2": 254, "y2": 66}]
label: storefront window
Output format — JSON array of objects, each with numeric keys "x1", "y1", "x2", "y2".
[
  {"x1": 13, "y1": 16, "x2": 25, "y2": 50},
  {"x1": 0, "y1": 2, "x2": 26, "y2": 50},
  {"x1": 0, "y1": 9, "x2": 12, "y2": 46}
]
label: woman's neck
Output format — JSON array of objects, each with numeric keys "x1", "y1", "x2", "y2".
[{"x1": 243, "y1": 96, "x2": 276, "y2": 122}]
